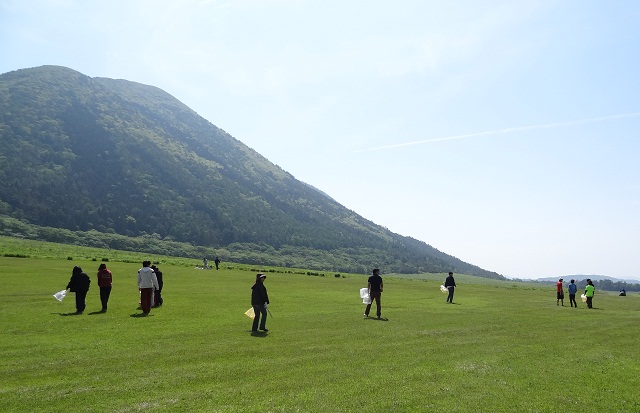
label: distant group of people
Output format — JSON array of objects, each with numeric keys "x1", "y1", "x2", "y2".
[
  {"x1": 556, "y1": 278, "x2": 596, "y2": 309},
  {"x1": 202, "y1": 257, "x2": 221, "y2": 270},
  {"x1": 64, "y1": 261, "x2": 164, "y2": 315}
]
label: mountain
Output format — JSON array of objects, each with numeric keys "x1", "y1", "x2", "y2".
[{"x1": 0, "y1": 65, "x2": 504, "y2": 279}]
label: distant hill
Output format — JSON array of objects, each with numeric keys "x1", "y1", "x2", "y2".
[
  {"x1": 534, "y1": 275, "x2": 640, "y2": 292},
  {"x1": 0, "y1": 65, "x2": 505, "y2": 279},
  {"x1": 537, "y1": 275, "x2": 640, "y2": 284}
]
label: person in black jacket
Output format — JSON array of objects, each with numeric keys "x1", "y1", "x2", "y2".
[
  {"x1": 364, "y1": 268, "x2": 383, "y2": 318},
  {"x1": 251, "y1": 273, "x2": 270, "y2": 332},
  {"x1": 66, "y1": 266, "x2": 91, "y2": 314},
  {"x1": 151, "y1": 265, "x2": 163, "y2": 307},
  {"x1": 444, "y1": 271, "x2": 457, "y2": 304}
]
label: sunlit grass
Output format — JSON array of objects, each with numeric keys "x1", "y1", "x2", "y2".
[{"x1": 1, "y1": 240, "x2": 639, "y2": 412}]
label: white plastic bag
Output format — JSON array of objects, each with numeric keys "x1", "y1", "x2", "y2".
[
  {"x1": 440, "y1": 285, "x2": 448, "y2": 293},
  {"x1": 53, "y1": 289, "x2": 67, "y2": 302},
  {"x1": 580, "y1": 294, "x2": 587, "y2": 303},
  {"x1": 360, "y1": 288, "x2": 371, "y2": 304}
]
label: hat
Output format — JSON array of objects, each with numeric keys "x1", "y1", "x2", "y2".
[{"x1": 257, "y1": 273, "x2": 266, "y2": 279}]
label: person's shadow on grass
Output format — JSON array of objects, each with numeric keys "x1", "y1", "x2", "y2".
[
  {"x1": 250, "y1": 330, "x2": 269, "y2": 337},
  {"x1": 364, "y1": 317, "x2": 389, "y2": 321},
  {"x1": 130, "y1": 313, "x2": 153, "y2": 318},
  {"x1": 57, "y1": 312, "x2": 83, "y2": 316}
]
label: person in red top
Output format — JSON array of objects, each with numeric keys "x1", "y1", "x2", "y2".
[
  {"x1": 556, "y1": 278, "x2": 564, "y2": 307},
  {"x1": 97, "y1": 263, "x2": 113, "y2": 312}
]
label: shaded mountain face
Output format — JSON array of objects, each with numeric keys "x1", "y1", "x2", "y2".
[{"x1": 0, "y1": 65, "x2": 503, "y2": 278}]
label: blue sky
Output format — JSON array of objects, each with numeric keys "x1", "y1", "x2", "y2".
[{"x1": 1, "y1": 0, "x2": 639, "y2": 280}]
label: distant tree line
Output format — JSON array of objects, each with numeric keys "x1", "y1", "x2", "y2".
[
  {"x1": 527, "y1": 278, "x2": 640, "y2": 293},
  {"x1": 0, "y1": 216, "x2": 492, "y2": 275},
  {"x1": 585, "y1": 278, "x2": 640, "y2": 293}
]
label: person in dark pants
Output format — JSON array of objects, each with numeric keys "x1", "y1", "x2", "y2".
[
  {"x1": 556, "y1": 278, "x2": 565, "y2": 306},
  {"x1": 568, "y1": 279, "x2": 578, "y2": 308},
  {"x1": 364, "y1": 268, "x2": 383, "y2": 318},
  {"x1": 151, "y1": 265, "x2": 163, "y2": 307},
  {"x1": 138, "y1": 261, "x2": 159, "y2": 315},
  {"x1": 251, "y1": 273, "x2": 270, "y2": 332},
  {"x1": 214, "y1": 257, "x2": 221, "y2": 270},
  {"x1": 444, "y1": 271, "x2": 457, "y2": 303},
  {"x1": 97, "y1": 263, "x2": 112, "y2": 312},
  {"x1": 584, "y1": 279, "x2": 595, "y2": 309},
  {"x1": 67, "y1": 266, "x2": 91, "y2": 314}
]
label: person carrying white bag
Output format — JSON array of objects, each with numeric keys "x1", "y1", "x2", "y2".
[
  {"x1": 66, "y1": 266, "x2": 91, "y2": 314},
  {"x1": 364, "y1": 268, "x2": 383, "y2": 319}
]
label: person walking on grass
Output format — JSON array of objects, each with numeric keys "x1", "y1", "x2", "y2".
[
  {"x1": 151, "y1": 265, "x2": 163, "y2": 307},
  {"x1": 584, "y1": 279, "x2": 595, "y2": 309},
  {"x1": 568, "y1": 279, "x2": 578, "y2": 308},
  {"x1": 251, "y1": 273, "x2": 270, "y2": 332},
  {"x1": 364, "y1": 268, "x2": 383, "y2": 318},
  {"x1": 97, "y1": 263, "x2": 112, "y2": 312},
  {"x1": 137, "y1": 261, "x2": 159, "y2": 316},
  {"x1": 444, "y1": 271, "x2": 457, "y2": 304},
  {"x1": 67, "y1": 266, "x2": 90, "y2": 314},
  {"x1": 556, "y1": 278, "x2": 565, "y2": 306}
]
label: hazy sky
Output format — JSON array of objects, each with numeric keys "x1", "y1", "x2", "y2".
[{"x1": 2, "y1": 0, "x2": 639, "y2": 280}]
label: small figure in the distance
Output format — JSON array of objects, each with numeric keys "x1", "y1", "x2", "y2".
[
  {"x1": 444, "y1": 271, "x2": 457, "y2": 304},
  {"x1": 556, "y1": 278, "x2": 564, "y2": 306},
  {"x1": 568, "y1": 279, "x2": 578, "y2": 308}
]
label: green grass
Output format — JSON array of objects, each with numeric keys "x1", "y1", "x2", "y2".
[{"x1": 1, "y1": 239, "x2": 639, "y2": 412}]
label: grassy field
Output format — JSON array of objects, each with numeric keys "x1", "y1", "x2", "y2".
[{"x1": 1, "y1": 238, "x2": 639, "y2": 412}]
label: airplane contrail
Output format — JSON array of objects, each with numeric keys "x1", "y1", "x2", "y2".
[{"x1": 354, "y1": 112, "x2": 640, "y2": 153}]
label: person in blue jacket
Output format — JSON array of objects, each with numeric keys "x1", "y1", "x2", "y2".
[{"x1": 567, "y1": 279, "x2": 578, "y2": 308}]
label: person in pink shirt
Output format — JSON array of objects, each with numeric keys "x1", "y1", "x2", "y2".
[{"x1": 97, "y1": 263, "x2": 112, "y2": 312}]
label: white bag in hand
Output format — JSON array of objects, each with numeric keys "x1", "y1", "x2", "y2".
[
  {"x1": 53, "y1": 289, "x2": 67, "y2": 302},
  {"x1": 360, "y1": 288, "x2": 371, "y2": 304}
]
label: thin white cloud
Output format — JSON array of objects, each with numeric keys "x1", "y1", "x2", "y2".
[{"x1": 355, "y1": 112, "x2": 640, "y2": 153}]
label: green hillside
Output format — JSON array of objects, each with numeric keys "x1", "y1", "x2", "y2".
[{"x1": 0, "y1": 65, "x2": 503, "y2": 278}]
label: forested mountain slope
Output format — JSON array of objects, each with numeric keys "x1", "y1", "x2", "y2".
[{"x1": 0, "y1": 65, "x2": 504, "y2": 278}]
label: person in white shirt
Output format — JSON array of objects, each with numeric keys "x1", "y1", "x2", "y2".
[{"x1": 137, "y1": 260, "x2": 159, "y2": 315}]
